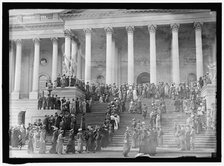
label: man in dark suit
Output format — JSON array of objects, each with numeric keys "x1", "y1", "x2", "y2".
[
  {"x1": 75, "y1": 98, "x2": 80, "y2": 115},
  {"x1": 46, "y1": 94, "x2": 51, "y2": 109}
]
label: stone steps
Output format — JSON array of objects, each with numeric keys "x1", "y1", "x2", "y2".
[{"x1": 107, "y1": 98, "x2": 216, "y2": 150}]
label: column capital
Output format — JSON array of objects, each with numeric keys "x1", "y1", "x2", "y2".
[
  {"x1": 104, "y1": 27, "x2": 113, "y2": 34},
  {"x1": 148, "y1": 24, "x2": 157, "y2": 33},
  {"x1": 126, "y1": 26, "x2": 135, "y2": 33},
  {"x1": 194, "y1": 22, "x2": 203, "y2": 31},
  {"x1": 171, "y1": 23, "x2": 180, "y2": 32},
  {"x1": 64, "y1": 29, "x2": 73, "y2": 37},
  {"x1": 15, "y1": 39, "x2": 22, "y2": 44},
  {"x1": 51, "y1": 37, "x2": 58, "y2": 42},
  {"x1": 83, "y1": 28, "x2": 92, "y2": 34},
  {"x1": 33, "y1": 38, "x2": 40, "y2": 43}
]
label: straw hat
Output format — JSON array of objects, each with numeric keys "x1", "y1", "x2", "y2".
[{"x1": 52, "y1": 126, "x2": 58, "y2": 130}]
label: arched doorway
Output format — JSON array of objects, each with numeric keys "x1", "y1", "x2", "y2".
[
  {"x1": 187, "y1": 73, "x2": 197, "y2": 83},
  {"x1": 39, "y1": 74, "x2": 50, "y2": 95},
  {"x1": 137, "y1": 72, "x2": 150, "y2": 84},
  {"x1": 18, "y1": 111, "x2": 26, "y2": 125}
]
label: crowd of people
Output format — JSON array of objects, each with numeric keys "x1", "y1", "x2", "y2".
[
  {"x1": 10, "y1": 70, "x2": 214, "y2": 156},
  {"x1": 10, "y1": 96, "x2": 122, "y2": 154},
  {"x1": 123, "y1": 118, "x2": 164, "y2": 157}
]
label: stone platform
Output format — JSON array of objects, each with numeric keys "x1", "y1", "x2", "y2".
[{"x1": 45, "y1": 86, "x2": 85, "y2": 100}]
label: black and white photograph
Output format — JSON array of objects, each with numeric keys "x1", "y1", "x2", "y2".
[{"x1": 2, "y1": 2, "x2": 221, "y2": 163}]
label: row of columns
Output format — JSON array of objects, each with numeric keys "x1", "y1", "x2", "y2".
[
  {"x1": 11, "y1": 36, "x2": 82, "y2": 99},
  {"x1": 81, "y1": 22, "x2": 203, "y2": 85},
  {"x1": 11, "y1": 22, "x2": 204, "y2": 99}
]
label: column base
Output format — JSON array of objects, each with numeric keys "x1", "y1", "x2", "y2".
[
  {"x1": 29, "y1": 91, "x2": 38, "y2": 99},
  {"x1": 11, "y1": 91, "x2": 20, "y2": 100}
]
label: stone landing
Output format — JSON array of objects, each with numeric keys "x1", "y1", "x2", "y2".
[{"x1": 45, "y1": 87, "x2": 85, "y2": 100}]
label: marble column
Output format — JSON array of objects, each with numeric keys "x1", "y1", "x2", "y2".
[
  {"x1": 114, "y1": 45, "x2": 118, "y2": 85},
  {"x1": 117, "y1": 48, "x2": 121, "y2": 86},
  {"x1": 9, "y1": 40, "x2": 15, "y2": 93},
  {"x1": 71, "y1": 38, "x2": 78, "y2": 76},
  {"x1": 111, "y1": 39, "x2": 115, "y2": 84},
  {"x1": 84, "y1": 28, "x2": 92, "y2": 83},
  {"x1": 64, "y1": 30, "x2": 71, "y2": 74},
  {"x1": 77, "y1": 49, "x2": 82, "y2": 79},
  {"x1": 148, "y1": 24, "x2": 157, "y2": 84},
  {"x1": 105, "y1": 27, "x2": 113, "y2": 85},
  {"x1": 51, "y1": 37, "x2": 58, "y2": 82},
  {"x1": 194, "y1": 22, "x2": 204, "y2": 80},
  {"x1": 126, "y1": 26, "x2": 135, "y2": 85},
  {"x1": 11, "y1": 39, "x2": 22, "y2": 99},
  {"x1": 29, "y1": 38, "x2": 40, "y2": 99},
  {"x1": 171, "y1": 23, "x2": 180, "y2": 85}
]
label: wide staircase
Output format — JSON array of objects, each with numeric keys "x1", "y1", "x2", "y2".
[
  {"x1": 107, "y1": 98, "x2": 216, "y2": 152},
  {"x1": 12, "y1": 98, "x2": 216, "y2": 153}
]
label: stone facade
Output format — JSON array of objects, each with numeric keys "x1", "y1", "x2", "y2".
[{"x1": 10, "y1": 11, "x2": 216, "y2": 98}]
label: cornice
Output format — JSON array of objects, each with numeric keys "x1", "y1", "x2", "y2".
[
  {"x1": 60, "y1": 9, "x2": 212, "y2": 20},
  {"x1": 9, "y1": 22, "x2": 64, "y2": 31}
]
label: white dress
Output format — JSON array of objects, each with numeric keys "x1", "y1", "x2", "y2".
[{"x1": 133, "y1": 89, "x2": 138, "y2": 101}]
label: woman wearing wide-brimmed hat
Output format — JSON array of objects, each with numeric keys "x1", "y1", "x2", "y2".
[
  {"x1": 49, "y1": 126, "x2": 59, "y2": 154},
  {"x1": 76, "y1": 128, "x2": 84, "y2": 153},
  {"x1": 56, "y1": 130, "x2": 65, "y2": 154}
]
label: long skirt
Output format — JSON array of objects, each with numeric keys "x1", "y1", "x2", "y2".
[
  {"x1": 123, "y1": 143, "x2": 131, "y2": 157},
  {"x1": 27, "y1": 140, "x2": 34, "y2": 154},
  {"x1": 56, "y1": 141, "x2": 63, "y2": 154},
  {"x1": 185, "y1": 138, "x2": 191, "y2": 150},
  {"x1": 139, "y1": 140, "x2": 149, "y2": 154},
  {"x1": 39, "y1": 140, "x2": 46, "y2": 154},
  {"x1": 49, "y1": 142, "x2": 57, "y2": 154},
  {"x1": 150, "y1": 139, "x2": 157, "y2": 156},
  {"x1": 77, "y1": 141, "x2": 83, "y2": 153},
  {"x1": 157, "y1": 136, "x2": 163, "y2": 147},
  {"x1": 175, "y1": 136, "x2": 180, "y2": 148},
  {"x1": 132, "y1": 138, "x2": 137, "y2": 148},
  {"x1": 180, "y1": 137, "x2": 186, "y2": 150},
  {"x1": 95, "y1": 140, "x2": 101, "y2": 151},
  {"x1": 66, "y1": 140, "x2": 75, "y2": 153},
  {"x1": 35, "y1": 138, "x2": 40, "y2": 148}
]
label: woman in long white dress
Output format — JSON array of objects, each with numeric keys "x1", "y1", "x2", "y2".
[
  {"x1": 133, "y1": 88, "x2": 138, "y2": 101},
  {"x1": 39, "y1": 127, "x2": 46, "y2": 154},
  {"x1": 56, "y1": 130, "x2": 64, "y2": 154}
]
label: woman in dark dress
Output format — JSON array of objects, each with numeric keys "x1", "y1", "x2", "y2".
[
  {"x1": 49, "y1": 126, "x2": 59, "y2": 154},
  {"x1": 66, "y1": 129, "x2": 76, "y2": 154},
  {"x1": 139, "y1": 129, "x2": 149, "y2": 154},
  {"x1": 94, "y1": 128, "x2": 102, "y2": 152},
  {"x1": 123, "y1": 127, "x2": 131, "y2": 157}
]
